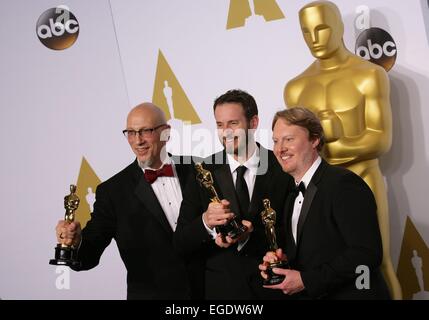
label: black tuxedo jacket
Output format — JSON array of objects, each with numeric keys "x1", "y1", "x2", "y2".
[
  {"x1": 73, "y1": 156, "x2": 199, "y2": 299},
  {"x1": 281, "y1": 159, "x2": 390, "y2": 299},
  {"x1": 174, "y1": 146, "x2": 294, "y2": 299}
]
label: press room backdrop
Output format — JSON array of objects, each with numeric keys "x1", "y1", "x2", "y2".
[{"x1": 1, "y1": 0, "x2": 428, "y2": 299}]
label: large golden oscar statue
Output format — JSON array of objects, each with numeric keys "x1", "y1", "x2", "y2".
[{"x1": 284, "y1": 1, "x2": 401, "y2": 299}]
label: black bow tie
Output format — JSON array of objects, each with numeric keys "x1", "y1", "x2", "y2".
[{"x1": 293, "y1": 181, "x2": 306, "y2": 197}]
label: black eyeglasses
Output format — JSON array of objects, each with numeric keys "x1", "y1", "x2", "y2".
[{"x1": 122, "y1": 124, "x2": 168, "y2": 139}]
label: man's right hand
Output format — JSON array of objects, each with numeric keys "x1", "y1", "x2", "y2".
[
  {"x1": 259, "y1": 248, "x2": 287, "y2": 280},
  {"x1": 202, "y1": 199, "x2": 234, "y2": 230},
  {"x1": 55, "y1": 220, "x2": 82, "y2": 248}
]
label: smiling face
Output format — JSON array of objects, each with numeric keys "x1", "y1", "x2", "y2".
[
  {"x1": 272, "y1": 118, "x2": 319, "y2": 181},
  {"x1": 214, "y1": 102, "x2": 258, "y2": 159},
  {"x1": 126, "y1": 103, "x2": 168, "y2": 169},
  {"x1": 299, "y1": 3, "x2": 343, "y2": 59}
]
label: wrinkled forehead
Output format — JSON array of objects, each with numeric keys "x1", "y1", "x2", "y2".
[
  {"x1": 126, "y1": 109, "x2": 160, "y2": 128},
  {"x1": 273, "y1": 119, "x2": 309, "y2": 138}
]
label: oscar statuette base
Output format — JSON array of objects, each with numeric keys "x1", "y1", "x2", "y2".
[
  {"x1": 217, "y1": 217, "x2": 248, "y2": 239},
  {"x1": 49, "y1": 244, "x2": 81, "y2": 267},
  {"x1": 264, "y1": 260, "x2": 288, "y2": 286}
]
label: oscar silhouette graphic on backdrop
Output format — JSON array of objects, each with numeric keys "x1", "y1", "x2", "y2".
[
  {"x1": 85, "y1": 187, "x2": 96, "y2": 213},
  {"x1": 397, "y1": 216, "x2": 429, "y2": 299},
  {"x1": 163, "y1": 80, "x2": 175, "y2": 119},
  {"x1": 411, "y1": 250, "x2": 429, "y2": 300},
  {"x1": 152, "y1": 50, "x2": 201, "y2": 124},
  {"x1": 74, "y1": 157, "x2": 101, "y2": 229},
  {"x1": 284, "y1": 1, "x2": 401, "y2": 299}
]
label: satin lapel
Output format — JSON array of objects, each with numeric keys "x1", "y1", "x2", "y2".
[
  {"x1": 212, "y1": 164, "x2": 242, "y2": 220},
  {"x1": 173, "y1": 163, "x2": 188, "y2": 191},
  {"x1": 283, "y1": 193, "x2": 297, "y2": 261},
  {"x1": 170, "y1": 154, "x2": 191, "y2": 191},
  {"x1": 296, "y1": 182, "x2": 317, "y2": 245},
  {"x1": 295, "y1": 159, "x2": 327, "y2": 245},
  {"x1": 248, "y1": 158, "x2": 273, "y2": 221},
  {"x1": 134, "y1": 174, "x2": 173, "y2": 236}
]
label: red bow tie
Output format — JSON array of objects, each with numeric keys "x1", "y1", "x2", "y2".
[{"x1": 144, "y1": 164, "x2": 174, "y2": 184}]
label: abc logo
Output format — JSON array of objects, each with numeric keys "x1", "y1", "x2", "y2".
[
  {"x1": 36, "y1": 7, "x2": 79, "y2": 50},
  {"x1": 355, "y1": 27, "x2": 397, "y2": 71}
]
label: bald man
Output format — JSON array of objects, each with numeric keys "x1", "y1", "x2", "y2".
[{"x1": 54, "y1": 103, "x2": 202, "y2": 299}]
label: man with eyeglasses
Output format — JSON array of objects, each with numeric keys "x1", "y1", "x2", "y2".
[{"x1": 54, "y1": 102, "x2": 202, "y2": 299}]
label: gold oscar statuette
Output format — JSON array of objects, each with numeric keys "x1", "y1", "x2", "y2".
[
  {"x1": 49, "y1": 184, "x2": 81, "y2": 267},
  {"x1": 261, "y1": 199, "x2": 288, "y2": 285},
  {"x1": 195, "y1": 163, "x2": 247, "y2": 239},
  {"x1": 284, "y1": 0, "x2": 401, "y2": 299}
]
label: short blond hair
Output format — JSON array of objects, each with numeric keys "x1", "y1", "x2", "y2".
[{"x1": 272, "y1": 107, "x2": 325, "y2": 152}]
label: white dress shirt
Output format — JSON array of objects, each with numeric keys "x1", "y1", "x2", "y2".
[
  {"x1": 291, "y1": 156, "x2": 322, "y2": 243},
  {"x1": 203, "y1": 145, "x2": 260, "y2": 250},
  {"x1": 139, "y1": 157, "x2": 183, "y2": 231},
  {"x1": 226, "y1": 147, "x2": 259, "y2": 201}
]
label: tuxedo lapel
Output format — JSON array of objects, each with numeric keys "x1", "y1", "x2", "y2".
[
  {"x1": 248, "y1": 173, "x2": 267, "y2": 220},
  {"x1": 248, "y1": 147, "x2": 274, "y2": 221},
  {"x1": 212, "y1": 164, "x2": 242, "y2": 220},
  {"x1": 174, "y1": 165, "x2": 186, "y2": 191},
  {"x1": 296, "y1": 160, "x2": 327, "y2": 245},
  {"x1": 296, "y1": 182, "x2": 317, "y2": 244},
  {"x1": 281, "y1": 192, "x2": 296, "y2": 261},
  {"x1": 133, "y1": 166, "x2": 173, "y2": 236},
  {"x1": 169, "y1": 154, "x2": 191, "y2": 191}
]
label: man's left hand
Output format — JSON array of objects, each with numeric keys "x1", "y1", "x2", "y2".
[
  {"x1": 215, "y1": 220, "x2": 253, "y2": 248},
  {"x1": 263, "y1": 268, "x2": 305, "y2": 295}
]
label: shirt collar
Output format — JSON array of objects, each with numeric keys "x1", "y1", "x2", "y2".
[
  {"x1": 226, "y1": 144, "x2": 260, "y2": 175},
  {"x1": 138, "y1": 155, "x2": 173, "y2": 172},
  {"x1": 297, "y1": 156, "x2": 322, "y2": 188}
]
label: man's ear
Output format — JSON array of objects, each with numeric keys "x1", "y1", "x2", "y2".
[
  {"x1": 249, "y1": 115, "x2": 259, "y2": 130},
  {"x1": 311, "y1": 137, "x2": 320, "y2": 150},
  {"x1": 161, "y1": 125, "x2": 171, "y2": 141}
]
